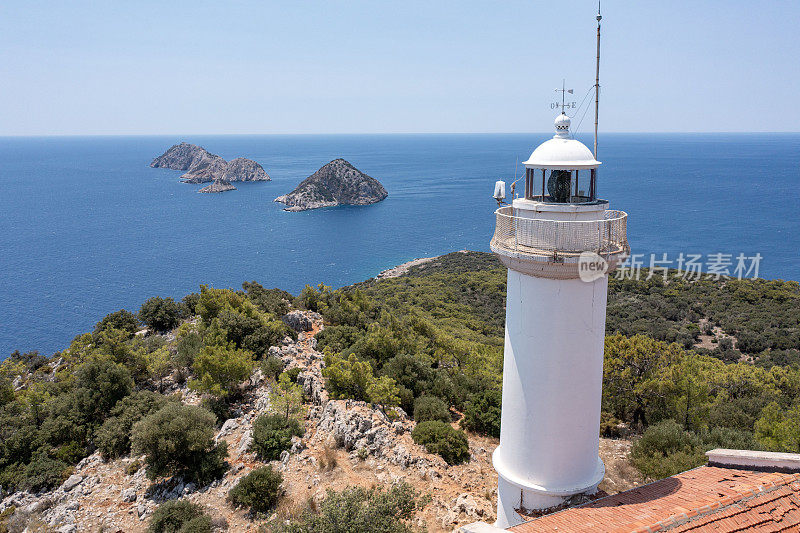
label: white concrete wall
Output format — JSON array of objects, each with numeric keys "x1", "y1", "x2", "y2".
[{"x1": 494, "y1": 269, "x2": 608, "y2": 528}]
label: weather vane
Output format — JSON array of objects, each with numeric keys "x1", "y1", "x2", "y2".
[{"x1": 551, "y1": 79, "x2": 575, "y2": 112}]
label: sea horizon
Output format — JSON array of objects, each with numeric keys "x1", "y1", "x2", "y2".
[{"x1": 2, "y1": 132, "x2": 799, "y2": 358}]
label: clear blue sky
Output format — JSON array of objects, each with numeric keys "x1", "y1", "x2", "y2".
[{"x1": 1, "y1": 1, "x2": 797, "y2": 135}]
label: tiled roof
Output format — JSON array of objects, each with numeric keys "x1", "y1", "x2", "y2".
[{"x1": 509, "y1": 466, "x2": 800, "y2": 532}]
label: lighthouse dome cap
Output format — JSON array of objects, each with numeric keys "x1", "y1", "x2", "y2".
[{"x1": 523, "y1": 112, "x2": 601, "y2": 170}]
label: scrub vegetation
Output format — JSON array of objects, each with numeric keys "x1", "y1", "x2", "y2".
[{"x1": 1, "y1": 250, "x2": 799, "y2": 510}]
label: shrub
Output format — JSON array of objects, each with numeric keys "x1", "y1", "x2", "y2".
[
  {"x1": 267, "y1": 482, "x2": 427, "y2": 533},
  {"x1": 21, "y1": 455, "x2": 71, "y2": 492},
  {"x1": 131, "y1": 403, "x2": 228, "y2": 484},
  {"x1": 139, "y1": 296, "x2": 183, "y2": 333},
  {"x1": 261, "y1": 356, "x2": 285, "y2": 380},
  {"x1": 251, "y1": 414, "x2": 303, "y2": 461},
  {"x1": 599, "y1": 411, "x2": 625, "y2": 438},
  {"x1": 96, "y1": 391, "x2": 170, "y2": 459},
  {"x1": 461, "y1": 389, "x2": 501, "y2": 438},
  {"x1": 125, "y1": 459, "x2": 142, "y2": 476},
  {"x1": 411, "y1": 421, "x2": 470, "y2": 465},
  {"x1": 285, "y1": 367, "x2": 302, "y2": 383},
  {"x1": 148, "y1": 500, "x2": 211, "y2": 533},
  {"x1": 175, "y1": 332, "x2": 202, "y2": 369},
  {"x1": 189, "y1": 344, "x2": 255, "y2": 399},
  {"x1": 7, "y1": 350, "x2": 49, "y2": 373},
  {"x1": 413, "y1": 396, "x2": 450, "y2": 423},
  {"x1": 178, "y1": 516, "x2": 213, "y2": 533},
  {"x1": 269, "y1": 374, "x2": 305, "y2": 422},
  {"x1": 630, "y1": 419, "x2": 705, "y2": 479},
  {"x1": 200, "y1": 395, "x2": 234, "y2": 424},
  {"x1": 242, "y1": 281, "x2": 292, "y2": 316},
  {"x1": 67, "y1": 358, "x2": 134, "y2": 427},
  {"x1": 0, "y1": 378, "x2": 13, "y2": 408},
  {"x1": 182, "y1": 292, "x2": 200, "y2": 317},
  {"x1": 323, "y1": 354, "x2": 400, "y2": 407},
  {"x1": 323, "y1": 354, "x2": 372, "y2": 401},
  {"x1": 227, "y1": 466, "x2": 282, "y2": 514},
  {"x1": 95, "y1": 309, "x2": 139, "y2": 337}
]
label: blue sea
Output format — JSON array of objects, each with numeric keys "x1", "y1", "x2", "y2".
[{"x1": 1, "y1": 133, "x2": 799, "y2": 358}]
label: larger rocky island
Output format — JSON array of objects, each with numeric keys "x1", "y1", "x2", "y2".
[
  {"x1": 150, "y1": 143, "x2": 270, "y2": 193},
  {"x1": 274, "y1": 159, "x2": 387, "y2": 211}
]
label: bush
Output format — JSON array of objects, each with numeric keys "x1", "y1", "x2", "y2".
[
  {"x1": 267, "y1": 482, "x2": 427, "y2": 533},
  {"x1": 227, "y1": 466, "x2": 282, "y2": 514},
  {"x1": 67, "y1": 358, "x2": 134, "y2": 427},
  {"x1": 600, "y1": 411, "x2": 625, "y2": 438},
  {"x1": 261, "y1": 356, "x2": 285, "y2": 380},
  {"x1": 411, "y1": 421, "x2": 470, "y2": 465},
  {"x1": 242, "y1": 281, "x2": 292, "y2": 316},
  {"x1": 139, "y1": 296, "x2": 183, "y2": 333},
  {"x1": 96, "y1": 391, "x2": 170, "y2": 459},
  {"x1": 176, "y1": 332, "x2": 202, "y2": 369},
  {"x1": 413, "y1": 396, "x2": 450, "y2": 423},
  {"x1": 7, "y1": 350, "x2": 49, "y2": 373},
  {"x1": 285, "y1": 367, "x2": 302, "y2": 383},
  {"x1": 189, "y1": 344, "x2": 255, "y2": 399},
  {"x1": 251, "y1": 414, "x2": 303, "y2": 461},
  {"x1": 323, "y1": 354, "x2": 400, "y2": 407},
  {"x1": 182, "y1": 293, "x2": 200, "y2": 317},
  {"x1": 322, "y1": 354, "x2": 372, "y2": 401},
  {"x1": 131, "y1": 403, "x2": 228, "y2": 484},
  {"x1": 21, "y1": 455, "x2": 71, "y2": 492},
  {"x1": 461, "y1": 389, "x2": 501, "y2": 438},
  {"x1": 0, "y1": 378, "x2": 13, "y2": 408},
  {"x1": 95, "y1": 309, "x2": 139, "y2": 337},
  {"x1": 630, "y1": 419, "x2": 705, "y2": 479},
  {"x1": 148, "y1": 500, "x2": 211, "y2": 533}
]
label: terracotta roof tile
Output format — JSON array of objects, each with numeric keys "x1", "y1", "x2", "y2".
[{"x1": 509, "y1": 467, "x2": 800, "y2": 533}]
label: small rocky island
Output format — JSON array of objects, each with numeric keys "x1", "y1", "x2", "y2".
[
  {"x1": 275, "y1": 159, "x2": 387, "y2": 211},
  {"x1": 150, "y1": 143, "x2": 269, "y2": 193},
  {"x1": 198, "y1": 178, "x2": 236, "y2": 193}
]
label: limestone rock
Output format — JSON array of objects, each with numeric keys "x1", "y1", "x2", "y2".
[
  {"x1": 180, "y1": 155, "x2": 228, "y2": 184},
  {"x1": 282, "y1": 310, "x2": 321, "y2": 332},
  {"x1": 62, "y1": 474, "x2": 83, "y2": 492},
  {"x1": 275, "y1": 159, "x2": 387, "y2": 211},
  {"x1": 296, "y1": 371, "x2": 327, "y2": 405},
  {"x1": 223, "y1": 157, "x2": 270, "y2": 182},
  {"x1": 150, "y1": 142, "x2": 209, "y2": 171}
]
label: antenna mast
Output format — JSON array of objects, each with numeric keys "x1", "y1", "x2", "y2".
[{"x1": 593, "y1": 2, "x2": 602, "y2": 159}]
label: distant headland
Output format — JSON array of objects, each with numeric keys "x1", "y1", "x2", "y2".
[
  {"x1": 275, "y1": 158, "x2": 387, "y2": 211},
  {"x1": 150, "y1": 143, "x2": 269, "y2": 192}
]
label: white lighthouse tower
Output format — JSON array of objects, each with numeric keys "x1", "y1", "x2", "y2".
[{"x1": 489, "y1": 110, "x2": 629, "y2": 527}]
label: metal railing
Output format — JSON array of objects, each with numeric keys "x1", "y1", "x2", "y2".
[{"x1": 491, "y1": 206, "x2": 629, "y2": 261}]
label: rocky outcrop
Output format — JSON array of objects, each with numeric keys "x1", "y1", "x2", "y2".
[
  {"x1": 198, "y1": 178, "x2": 236, "y2": 194},
  {"x1": 315, "y1": 400, "x2": 442, "y2": 471},
  {"x1": 0, "y1": 307, "x2": 505, "y2": 532},
  {"x1": 222, "y1": 158, "x2": 269, "y2": 182},
  {"x1": 180, "y1": 155, "x2": 228, "y2": 184},
  {"x1": 150, "y1": 142, "x2": 210, "y2": 171},
  {"x1": 274, "y1": 159, "x2": 387, "y2": 211},
  {"x1": 150, "y1": 143, "x2": 270, "y2": 185},
  {"x1": 282, "y1": 310, "x2": 321, "y2": 332}
]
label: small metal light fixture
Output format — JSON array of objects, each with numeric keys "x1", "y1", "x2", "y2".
[{"x1": 494, "y1": 180, "x2": 507, "y2": 206}]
